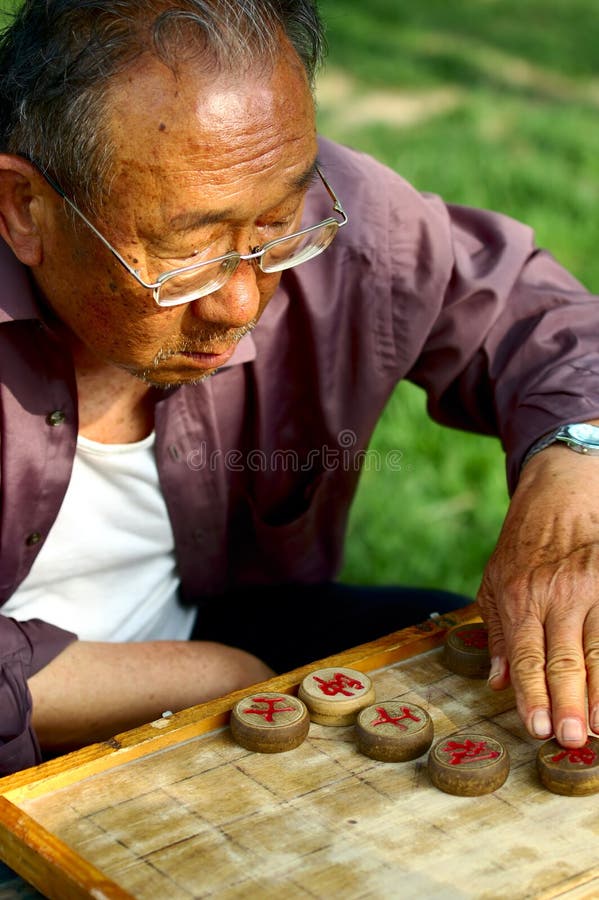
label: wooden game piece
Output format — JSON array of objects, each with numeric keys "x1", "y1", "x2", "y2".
[
  {"x1": 427, "y1": 732, "x2": 510, "y2": 796},
  {"x1": 443, "y1": 622, "x2": 491, "y2": 678},
  {"x1": 355, "y1": 701, "x2": 434, "y2": 762},
  {"x1": 229, "y1": 692, "x2": 310, "y2": 753},
  {"x1": 536, "y1": 736, "x2": 599, "y2": 796},
  {"x1": 298, "y1": 666, "x2": 376, "y2": 725}
]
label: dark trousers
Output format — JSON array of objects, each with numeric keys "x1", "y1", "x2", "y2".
[{"x1": 191, "y1": 583, "x2": 472, "y2": 672}]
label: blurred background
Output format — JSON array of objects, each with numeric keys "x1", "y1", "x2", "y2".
[{"x1": 316, "y1": 0, "x2": 599, "y2": 599}]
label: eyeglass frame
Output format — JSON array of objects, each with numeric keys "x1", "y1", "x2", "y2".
[{"x1": 34, "y1": 162, "x2": 349, "y2": 307}]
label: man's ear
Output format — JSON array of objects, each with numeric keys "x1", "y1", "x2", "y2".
[{"x1": 0, "y1": 154, "x2": 46, "y2": 266}]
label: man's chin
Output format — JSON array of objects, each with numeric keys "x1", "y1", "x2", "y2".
[{"x1": 134, "y1": 365, "x2": 219, "y2": 389}]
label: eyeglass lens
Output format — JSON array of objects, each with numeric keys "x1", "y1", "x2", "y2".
[{"x1": 156, "y1": 220, "x2": 339, "y2": 307}]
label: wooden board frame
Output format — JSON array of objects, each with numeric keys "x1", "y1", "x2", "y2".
[{"x1": 0, "y1": 604, "x2": 481, "y2": 899}]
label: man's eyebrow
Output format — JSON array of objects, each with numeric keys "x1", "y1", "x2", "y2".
[
  {"x1": 167, "y1": 206, "x2": 234, "y2": 233},
  {"x1": 290, "y1": 157, "x2": 320, "y2": 191},
  {"x1": 166, "y1": 158, "x2": 320, "y2": 235}
]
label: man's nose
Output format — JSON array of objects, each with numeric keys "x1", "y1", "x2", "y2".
[{"x1": 188, "y1": 260, "x2": 261, "y2": 328}]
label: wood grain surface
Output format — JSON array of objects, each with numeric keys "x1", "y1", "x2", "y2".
[{"x1": 0, "y1": 604, "x2": 596, "y2": 900}]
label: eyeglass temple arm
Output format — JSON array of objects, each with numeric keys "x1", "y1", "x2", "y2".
[
  {"x1": 34, "y1": 159, "x2": 347, "y2": 281},
  {"x1": 32, "y1": 163, "x2": 160, "y2": 289},
  {"x1": 316, "y1": 165, "x2": 349, "y2": 226}
]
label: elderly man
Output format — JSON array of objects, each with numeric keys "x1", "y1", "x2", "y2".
[{"x1": 0, "y1": 0, "x2": 597, "y2": 774}]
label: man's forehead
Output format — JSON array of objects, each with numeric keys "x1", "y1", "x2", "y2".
[
  {"x1": 108, "y1": 52, "x2": 315, "y2": 172},
  {"x1": 165, "y1": 158, "x2": 319, "y2": 235},
  {"x1": 104, "y1": 50, "x2": 317, "y2": 225},
  {"x1": 106, "y1": 46, "x2": 314, "y2": 152}
]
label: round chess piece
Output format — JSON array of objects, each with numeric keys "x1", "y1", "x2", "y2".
[
  {"x1": 355, "y1": 701, "x2": 434, "y2": 762},
  {"x1": 428, "y1": 732, "x2": 509, "y2": 795},
  {"x1": 298, "y1": 667, "x2": 376, "y2": 725},
  {"x1": 443, "y1": 622, "x2": 491, "y2": 678},
  {"x1": 230, "y1": 692, "x2": 310, "y2": 753},
  {"x1": 536, "y1": 737, "x2": 599, "y2": 796}
]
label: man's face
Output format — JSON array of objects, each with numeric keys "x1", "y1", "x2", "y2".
[{"x1": 33, "y1": 45, "x2": 318, "y2": 386}]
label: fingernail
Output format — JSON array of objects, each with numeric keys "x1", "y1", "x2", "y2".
[
  {"x1": 591, "y1": 708, "x2": 599, "y2": 733},
  {"x1": 532, "y1": 710, "x2": 552, "y2": 738},
  {"x1": 487, "y1": 656, "x2": 503, "y2": 683},
  {"x1": 559, "y1": 718, "x2": 585, "y2": 744}
]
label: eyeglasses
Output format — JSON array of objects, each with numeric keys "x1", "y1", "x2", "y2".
[{"x1": 37, "y1": 163, "x2": 348, "y2": 308}]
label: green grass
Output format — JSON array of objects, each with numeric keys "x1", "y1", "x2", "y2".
[{"x1": 316, "y1": 0, "x2": 599, "y2": 596}]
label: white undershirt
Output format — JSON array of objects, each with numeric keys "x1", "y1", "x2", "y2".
[{"x1": 4, "y1": 432, "x2": 196, "y2": 642}]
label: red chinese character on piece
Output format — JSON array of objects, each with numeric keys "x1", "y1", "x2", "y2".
[
  {"x1": 551, "y1": 745, "x2": 597, "y2": 766},
  {"x1": 370, "y1": 706, "x2": 420, "y2": 729},
  {"x1": 244, "y1": 697, "x2": 295, "y2": 723},
  {"x1": 442, "y1": 739, "x2": 500, "y2": 766},
  {"x1": 455, "y1": 629, "x2": 488, "y2": 649},
  {"x1": 313, "y1": 672, "x2": 364, "y2": 696}
]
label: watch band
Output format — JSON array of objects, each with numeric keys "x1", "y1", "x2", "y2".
[
  {"x1": 521, "y1": 422, "x2": 599, "y2": 470},
  {"x1": 521, "y1": 429, "x2": 562, "y2": 470}
]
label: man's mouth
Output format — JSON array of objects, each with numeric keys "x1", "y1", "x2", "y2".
[
  {"x1": 145, "y1": 318, "x2": 258, "y2": 378},
  {"x1": 179, "y1": 345, "x2": 237, "y2": 366}
]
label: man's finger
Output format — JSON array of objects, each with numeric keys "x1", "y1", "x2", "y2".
[
  {"x1": 475, "y1": 579, "x2": 510, "y2": 691},
  {"x1": 584, "y1": 607, "x2": 599, "y2": 736},
  {"x1": 504, "y1": 615, "x2": 553, "y2": 741},
  {"x1": 545, "y1": 605, "x2": 587, "y2": 748}
]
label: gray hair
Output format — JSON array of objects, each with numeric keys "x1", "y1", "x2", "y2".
[{"x1": 0, "y1": 0, "x2": 325, "y2": 211}]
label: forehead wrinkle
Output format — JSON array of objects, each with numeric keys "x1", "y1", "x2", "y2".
[
  {"x1": 166, "y1": 120, "x2": 315, "y2": 183},
  {"x1": 165, "y1": 154, "x2": 319, "y2": 235}
]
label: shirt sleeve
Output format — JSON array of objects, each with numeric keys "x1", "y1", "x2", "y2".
[
  {"x1": 403, "y1": 196, "x2": 599, "y2": 495},
  {"x1": 0, "y1": 616, "x2": 76, "y2": 774}
]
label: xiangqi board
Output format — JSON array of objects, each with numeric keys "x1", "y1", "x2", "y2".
[{"x1": 0, "y1": 603, "x2": 598, "y2": 900}]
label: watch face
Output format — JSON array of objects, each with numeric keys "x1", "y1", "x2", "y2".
[{"x1": 561, "y1": 423, "x2": 599, "y2": 449}]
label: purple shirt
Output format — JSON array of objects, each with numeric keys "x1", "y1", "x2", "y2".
[{"x1": 1, "y1": 136, "x2": 599, "y2": 772}]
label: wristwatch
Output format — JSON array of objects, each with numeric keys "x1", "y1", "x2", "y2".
[{"x1": 522, "y1": 422, "x2": 599, "y2": 468}]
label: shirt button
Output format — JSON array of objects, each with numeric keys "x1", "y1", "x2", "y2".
[
  {"x1": 26, "y1": 532, "x2": 43, "y2": 546},
  {"x1": 46, "y1": 410, "x2": 66, "y2": 426}
]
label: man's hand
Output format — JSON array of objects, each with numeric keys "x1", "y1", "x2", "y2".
[{"x1": 477, "y1": 445, "x2": 599, "y2": 748}]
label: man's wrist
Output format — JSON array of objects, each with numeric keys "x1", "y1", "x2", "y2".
[{"x1": 521, "y1": 420, "x2": 599, "y2": 471}]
